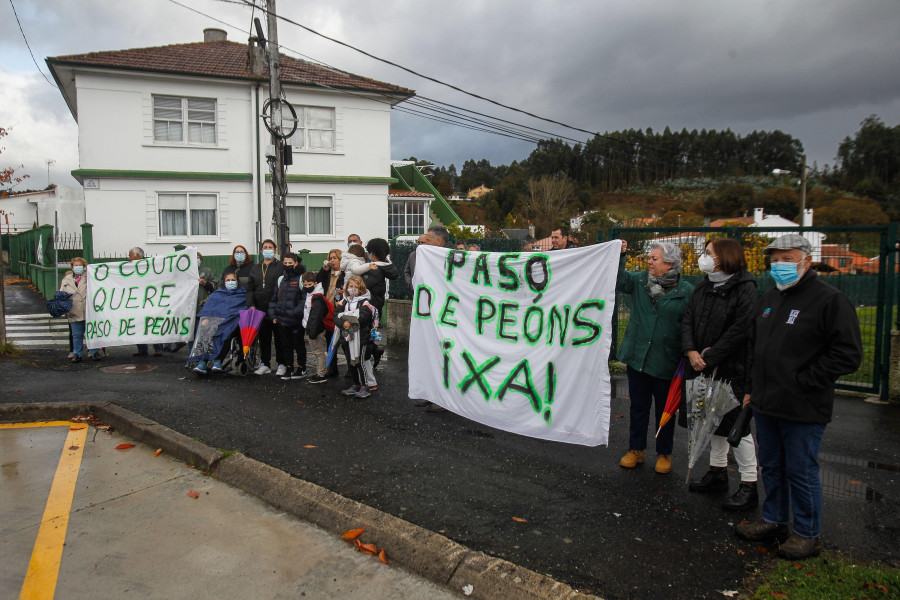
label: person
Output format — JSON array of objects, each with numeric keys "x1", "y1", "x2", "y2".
[
  {"x1": 59, "y1": 257, "x2": 101, "y2": 363},
  {"x1": 735, "y1": 234, "x2": 862, "y2": 559},
  {"x1": 467, "y1": 243, "x2": 481, "y2": 252},
  {"x1": 550, "y1": 226, "x2": 576, "y2": 250},
  {"x1": 455, "y1": 241, "x2": 466, "y2": 250},
  {"x1": 341, "y1": 244, "x2": 370, "y2": 285},
  {"x1": 360, "y1": 237, "x2": 398, "y2": 375},
  {"x1": 128, "y1": 247, "x2": 165, "y2": 357},
  {"x1": 169, "y1": 251, "x2": 217, "y2": 353},
  {"x1": 318, "y1": 248, "x2": 345, "y2": 306},
  {"x1": 220, "y1": 244, "x2": 254, "y2": 289},
  {"x1": 403, "y1": 226, "x2": 449, "y2": 411},
  {"x1": 245, "y1": 239, "x2": 286, "y2": 376},
  {"x1": 269, "y1": 252, "x2": 308, "y2": 380},
  {"x1": 616, "y1": 240, "x2": 694, "y2": 473},
  {"x1": 301, "y1": 271, "x2": 334, "y2": 384},
  {"x1": 335, "y1": 275, "x2": 377, "y2": 398},
  {"x1": 192, "y1": 272, "x2": 246, "y2": 375},
  {"x1": 682, "y1": 238, "x2": 759, "y2": 510},
  {"x1": 347, "y1": 233, "x2": 363, "y2": 248}
]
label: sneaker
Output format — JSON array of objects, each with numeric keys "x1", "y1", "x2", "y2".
[
  {"x1": 90, "y1": 352, "x2": 102, "y2": 362},
  {"x1": 289, "y1": 368, "x2": 308, "y2": 380},
  {"x1": 777, "y1": 534, "x2": 821, "y2": 560},
  {"x1": 735, "y1": 519, "x2": 790, "y2": 543},
  {"x1": 211, "y1": 360, "x2": 223, "y2": 372},
  {"x1": 367, "y1": 385, "x2": 378, "y2": 392},
  {"x1": 425, "y1": 403, "x2": 447, "y2": 412},
  {"x1": 254, "y1": 364, "x2": 272, "y2": 375},
  {"x1": 655, "y1": 455, "x2": 672, "y2": 474},
  {"x1": 275, "y1": 364, "x2": 287, "y2": 377},
  {"x1": 193, "y1": 361, "x2": 208, "y2": 375},
  {"x1": 307, "y1": 374, "x2": 328, "y2": 384},
  {"x1": 67, "y1": 352, "x2": 75, "y2": 359},
  {"x1": 342, "y1": 385, "x2": 361, "y2": 396},
  {"x1": 619, "y1": 450, "x2": 645, "y2": 468},
  {"x1": 355, "y1": 386, "x2": 372, "y2": 399}
]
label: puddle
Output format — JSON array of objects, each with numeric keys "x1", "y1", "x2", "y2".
[
  {"x1": 820, "y1": 468, "x2": 883, "y2": 502},
  {"x1": 99, "y1": 364, "x2": 157, "y2": 373},
  {"x1": 820, "y1": 452, "x2": 900, "y2": 473}
]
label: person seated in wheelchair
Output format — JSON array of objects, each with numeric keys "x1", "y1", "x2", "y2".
[{"x1": 189, "y1": 272, "x2": 249, "y2": 375}]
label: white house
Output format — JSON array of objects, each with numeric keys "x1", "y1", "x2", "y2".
[
  {"x1": 0, "y1": 184, "x2": 85, "y2": 234},
  {"x1": 46, "y1": 28, "x2": 415, "y2": 258},
  {"x1": 748, "y1": 207, "x2": 823, "y2": 262}
]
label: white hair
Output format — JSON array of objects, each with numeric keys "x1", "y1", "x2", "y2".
[{"x1": 649, "y1": 242, "x2": 682, "y2": 273}]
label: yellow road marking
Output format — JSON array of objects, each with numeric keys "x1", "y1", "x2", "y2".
[
  {"x1": 18, "y1": 425, "x2": 88, "y2": 600},
  {"x1": 0, "y1": 421, "x2": 81, "y2": 429}
]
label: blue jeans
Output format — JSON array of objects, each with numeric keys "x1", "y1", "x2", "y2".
[
  {"x1": 70, "y1": 321, "x2": 99, "y2": 358},
  {"x1": 754, "y1": 412, "x2": 826, "y2": 538},
  {"x1": 627, "y1": 367, "x2": 675, "y2": 455}
]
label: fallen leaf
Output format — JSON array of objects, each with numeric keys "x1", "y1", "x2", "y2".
[
  {"x1": 302, "y1": 445, "x2": 317, "y2": 449},
  {"x1": 95, "y1": 425, "x2": 110, "y2": 431},
  {"x1": 613, "y1": 512, "x2": 622, "y2": 518},
  {"x1": 352, "y1": 538, "x2": 363, "y2": 551},
  {"x1": 847, "y1": 480, "x2": 862, "y2": 485},
  {"x1": 736, "y1": 549, "x2": 745, "y2": 555},
  {"x1": 69, "y1": 445, "x2": 80, "y2": 450},
  {"x1": 359, "y1": 542, "x2": 378, "y2": 555},
  {"x1": 511, "y1": 516, "x2": 528, "y2": 523},
  {"x1": 153, "y1": 449, "x2": 163, "y2": 457},
  {"x1": 69, "y1": 427, "x2": 85, "y2": 431},
  {"x1": 15, "y1": 390, "x2": 23, "y2": 392},
  {"x1": 378, "y1": 548, "x2": 388, "y2": 564},
  {"x1": 186, "y1": 465, "x2": 196, "y2": 469},
  {"x1": 863, "y1": 583, "x2": 889, "y2": 592},
  {"x1": 189, "y1": 389, "x2": 197, "y2": 392},
  {"x1": 756, "y1": 546, "x2": 772, "y2": 555},
  {"x1": 793, "y1": 562, "x2": 803, "y2": 569},
  {"x1": 720, "y1": 592, "x2": 738, "y2": 598},
  {"x1": 115, "y1": 443, "x2": 134, "y2": 450},
  {"x1": 341, "y1": 528, "x2": 365, "y2": 541},
  {"x1": 297, "y1": 401, "x2": 304, "y2": 404},
  {"x1": 71, "y1": 415, "x2": 91, "y2": 422},
  {"x1": 462, "y1": 584, "x2": 474, "y2": 596},
  {"x1": 770, "y1": 594, "x2": 788, "y2": 598},
  {"x1": 187, "y1": 490, "x2": 200, "y2": 499},
  {"x1": 614, "y1": 414, "x2": 624, "y2": 418}
]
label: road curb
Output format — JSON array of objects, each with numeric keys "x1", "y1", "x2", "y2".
[{"x1": 1, "y1": 402, "x2": 599, "y2": 600}]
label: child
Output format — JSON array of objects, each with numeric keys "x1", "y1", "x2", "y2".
[
  {"x1": 340, "y1": 244, "x2": 370, "y2": 293},
  {"x1": 335, "y1": 276, "x2": 377, "y2": 398},
  {"x1": 268, "y1": 253, "x2": 307, "y2": 380},
  {"x1": 301, "y1": 271, "x2": 334, "y2": 384}
]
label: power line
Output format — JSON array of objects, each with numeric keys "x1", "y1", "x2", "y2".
[{"x1": 8, "y1": 0, "x2": 56, "y2": 87}]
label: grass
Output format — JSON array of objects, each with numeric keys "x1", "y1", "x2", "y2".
[
  {"x1": 750, "y1": 553, "x2": 899, "y2": 599},
  {"x1": 0, "y1": 340, "x2": 25, "y2": 357}
]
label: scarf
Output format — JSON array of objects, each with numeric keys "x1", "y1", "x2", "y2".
[
  {"x1": 646, "y1": 269, "x2": 680, "y2": 300},
  {"x1": 708, "y1": 271, "x2": 734, "y2": 287}
]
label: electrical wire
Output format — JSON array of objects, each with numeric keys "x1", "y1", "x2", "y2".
[{"x1": 8, "y1": 0, "x2": 56, "y2": 87}]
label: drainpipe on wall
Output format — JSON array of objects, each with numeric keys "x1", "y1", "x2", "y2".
[{"x1": 255, "y1": 83, "x2": 263, "y2": 259}]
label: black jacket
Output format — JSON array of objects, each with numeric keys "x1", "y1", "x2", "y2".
[
  {"x1": 245, "y1": 260, "x2": 284, "y2": 312},
  {"x1": 681, "y1": 270, "x2": 757, "y2": 434},
  {"x1": 748, "y1": 270, "x2": 862, "y2": 424},
  {"x1": 219, "y1": 263, "x2": 255, "y2": 291},
  {"x1": 268, "y1": 271, "x2": 306, "y2": 328},
  {"x1": 362, "y1": 261, "x2": 399, "y2": 312},
  {"x1": 305, "y1": 292, "x2": 333, "y2": 340}
]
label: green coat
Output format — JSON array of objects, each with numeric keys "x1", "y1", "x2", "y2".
[{"x1": 616, "y1": 255, "x2": 693, "y2": 380}]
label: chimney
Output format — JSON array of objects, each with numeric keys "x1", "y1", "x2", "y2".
[
  {"x1": 204, "y1": 28, "x2": 227, "y2": 42},
  {"x1": 248, "y1": 36, "x2": 265, "y2": 75},
  {"x1": 802, "y1": 208, "x2": 813, "y2": 227},
  {"x1": 754, "y1": 207, "x2": 764, "y2": 224},
  {"x1": 528, "y1": 224, "x2": 535, "y2": 239}
]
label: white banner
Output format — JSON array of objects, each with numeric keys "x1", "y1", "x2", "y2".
[
  {"x1": 408, "y1": 242, "x2": 620, "y2": 446},
  {"x1": 84, "y1": 249, "x2": 199, "y2": 348}
]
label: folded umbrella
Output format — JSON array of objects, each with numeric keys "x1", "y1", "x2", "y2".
[
  {"x1": 239, "y1": 307, "x2": 266, "y2": 355},
  {"x1": 656, "y1": 357, "x2": 685, "y2": 438}
]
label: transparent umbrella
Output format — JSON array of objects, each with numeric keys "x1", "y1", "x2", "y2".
[{"x1": 684, "y1": 368, "x2": 739, "y2": 485}]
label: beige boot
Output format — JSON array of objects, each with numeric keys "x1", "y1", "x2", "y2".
[
  {"x1": 619, "y1": 449, "x2": 645, "y2": 468},
  {"x1": 655, "y1": 454, "x2": 672, "y2": 474}
]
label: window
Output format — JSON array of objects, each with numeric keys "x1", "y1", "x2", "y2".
[
  {"x1": 158, "y1": 193, "x2": 218, "y2": 237},
  {"x1": 286, "y1": 106, "x2": 335, "y2": 151},
  {"x1": 153, "y1": 96, "x2": 217, "y2": 144},
  {"x1": 286, "y1": 195, "x2": 333, "y2": 236},
  {"x1": 838, "y1": 258, "x2": 848, "y2": 268},
  {"x1": 389, "y1": 200, "x2": 426, "y2": 238}
]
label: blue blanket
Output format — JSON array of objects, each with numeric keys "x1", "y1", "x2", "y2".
[{"x1": 189, "y1": 287, "x2": 247, "y2": 362}]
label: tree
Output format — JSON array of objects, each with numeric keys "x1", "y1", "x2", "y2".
[
  {"x1": 815, "y1": 198, "x2": 888, "y2": 226},
  {"x1": 0, "y1": 126, "x2": 30, "y2": 197},
  {"x1": 656, "y1": 211, "x2": 704, "y2": 227},
  {"x1": 756, "y1": 186, "x2": 799, "y2": 220},
  {"x1": 703, "y1": 183, "x2": 755, "y2": 218},
  {"x1": 520, "y1": 175, "x2": 576, "y2": 237}
]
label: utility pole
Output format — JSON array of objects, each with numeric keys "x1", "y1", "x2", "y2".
[
  {"x1": 264, "y1": 0, "x2": 288, "y2": 256},
  {"x1": 799, "y1": 154, "x2": 807, "y2": 225}
]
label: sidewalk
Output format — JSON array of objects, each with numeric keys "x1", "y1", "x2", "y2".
[{"x1": 2, "y1": 278, "x2": 899, "y2": 599}]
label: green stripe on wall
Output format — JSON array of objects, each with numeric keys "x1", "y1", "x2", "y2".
[{"x1": 72, "y1": 169, "x2": 252, "y2": 181}]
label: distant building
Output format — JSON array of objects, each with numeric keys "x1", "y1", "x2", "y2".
[
  {"x1": 819, "y1": 244, "x2": 878, "y2": 274},
  {"x1": 0, "y1": 184, "x2": 85, "y2": 234},
  {"x1": 467, "y1": 184, "x2": 492, "y2": 200}
]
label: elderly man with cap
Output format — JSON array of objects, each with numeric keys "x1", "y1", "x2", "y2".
[{"x1": 735, "y1": 233, "x2": 862, "y2": 559}]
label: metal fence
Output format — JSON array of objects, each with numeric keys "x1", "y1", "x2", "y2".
[{"x1": 606, "y1": 225, "x2": 897, "y2": 395}]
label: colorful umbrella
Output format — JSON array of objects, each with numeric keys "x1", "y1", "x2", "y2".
[
  {"x1": 325, "y1": 327, "x2": 342, "y2": 367},
  {"x1": 238, "y1": 307, "x2": 266, "y2": 355},
  {"x1": 656, "y1": 357, "x2": 685, "y2": 438}
]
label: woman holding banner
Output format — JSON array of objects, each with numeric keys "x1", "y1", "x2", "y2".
[
  {"x1": 59, "y1": 257, "x2": 101, "y2": 363},
  {"x1": 682, "y1": 238, "x2": 759, "y2": 511},
  {"x1": 616, "y1": 240, "x2": 693, "y2": 474}
]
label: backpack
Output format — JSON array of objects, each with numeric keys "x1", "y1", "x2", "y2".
[{"x1": 318, "y1": 294, "x2": 335, "y2": 332}]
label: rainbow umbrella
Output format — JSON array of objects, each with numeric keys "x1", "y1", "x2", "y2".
[
  {"x1": 656, "y1": 357, "x2": 686, "y2": 438},
  {"x1": 238, "y1": 307, "x2": 266, "y2": 355}
]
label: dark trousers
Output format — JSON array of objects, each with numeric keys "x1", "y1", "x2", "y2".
[
  {"x1": 277, "y1": 323, "x2": 306, "y2": 369},
  {"x1": 627, "y1": 367, "x2": 676, "y2": 455},
  {"x1": 258, "y1": 317, "x2": 283, "y2": 366}
]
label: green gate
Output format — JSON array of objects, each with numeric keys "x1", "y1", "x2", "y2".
[{"x1": 606, "y1": 224, "x2": 898, "y2": 398}]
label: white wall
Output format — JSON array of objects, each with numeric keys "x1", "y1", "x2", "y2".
[{"x1": 0, "y1": 195, "x2": 39, "y2": 232}]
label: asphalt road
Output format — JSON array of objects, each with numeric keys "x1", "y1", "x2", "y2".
[{"x1": 2, "y1": 339, "x2": 899, "y2": 600}]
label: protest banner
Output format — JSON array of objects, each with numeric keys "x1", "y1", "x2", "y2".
[
  {"x1": 84, "y1": 249, "x2": 199, "y2": 348},
  {"x1": 408, "y1": 242, "x2": 620, "y2": 446}
]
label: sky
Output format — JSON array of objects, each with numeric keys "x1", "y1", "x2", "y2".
[{"x1": 1, "y1": 0, "x2": 899, "y2": 190}]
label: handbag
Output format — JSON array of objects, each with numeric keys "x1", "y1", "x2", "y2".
[{"x1": 727, "y1": 404, "x2": 753, "y2": 446}]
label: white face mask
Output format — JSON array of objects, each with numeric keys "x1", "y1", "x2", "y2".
[
  {"x1": 346, "y1": 288, "x2": 359, "y2": 298},
  {"x1": 697, "y1": 254, "x2": 717, "y2": 274}
]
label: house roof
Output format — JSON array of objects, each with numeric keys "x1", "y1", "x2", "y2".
[
  {"x1": 47, "y1": 39, "x2": 415, "y2": 119},
  {"x1": 389, "y1": 189, "x2": 433, "y2": 198},
  {"x1": 709, "y1": 217, "x2": 754, "y2": 227}
]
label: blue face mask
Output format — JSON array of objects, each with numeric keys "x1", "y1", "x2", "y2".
[
  {"x1": 225, "y1": 280, "x2": 238, "y2": 290},
  {"x1": 73, "y1": 265, "x2": 84, "y2": 275},
  {"x1": 262, "y1": 249, "x2": 275, "y2": 260},
  {"x1": 770, "y1": 262, "x2": 800, "y2": 286},
  {"x1": 234, "y1": 252, "x2": 246, "y2": 263}
]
